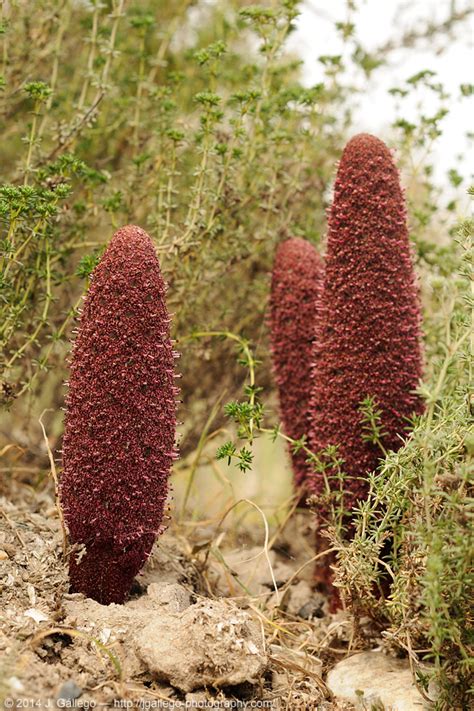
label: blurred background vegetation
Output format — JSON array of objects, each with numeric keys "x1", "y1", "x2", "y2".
[
  {"x1": 0, "y1": 0, "x2": 346, "y2": 439},
  {"x1": 0, "y1": 1, "x2": 472, "y2": 706}
]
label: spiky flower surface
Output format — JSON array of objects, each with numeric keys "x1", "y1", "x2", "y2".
[
  {"x1": 60, "y1": 225, "x2": 178, "y2": 605},
  {"x1": 309, "y1": 133, "x2": 424, "y2": 513},
  {"x1": 269, "y1": 238, "x2": 323, "y2": 489}
]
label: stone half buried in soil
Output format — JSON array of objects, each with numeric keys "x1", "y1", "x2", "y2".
[
  {"x1": 326, "y1": 651, "x2": 434, "y2": 710},
  {"x1": 133, "y1": 597, "x2": 267, "y2": 693}
]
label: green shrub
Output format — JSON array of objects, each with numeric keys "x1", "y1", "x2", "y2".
[
  {"x1": 0, "y1": 0, "x2": 342, "y2": 416},
  {"x1": 330, "y1": 199, "x2": 473, "y2": 707}
]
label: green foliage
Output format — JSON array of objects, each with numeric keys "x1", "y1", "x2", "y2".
[
  {"x1": 359, "y1": 396, "x2": 389, "y2": 456},
  {"x1": 216, "y1": 441, "x2": 254, "y2": 473},
  {"x1": 212, "y1": 197, "x2": 472, "y2": 705},
  {"x1": 198, "y1": 175, "x2": 472, "y2": 711},
  {"x1": 330, "y1": 199, "x2": 473, "y2": 708},
  {"x1": 0, "y1": 0, "x2": 343, "y2": 409},
  {"x1": 75, "y1": 253, "x2": 101, "y2": 279}
]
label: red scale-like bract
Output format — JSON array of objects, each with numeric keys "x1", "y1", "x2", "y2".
[
  {"x1": 269, "y1": 238, "x2": 323, "y2": 489},
  {"x1": 309, "y1": 133, "x2": 424, "y2": 512},
  {"x1": 60, "y1": 225, "x2": 178, "y2": 605}
]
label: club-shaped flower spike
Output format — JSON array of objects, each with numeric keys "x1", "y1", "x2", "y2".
[
  {"x1": 60, "y1": 225, "x2": 178, "y2": 604},
  {"x1": 269, "y1": 237, "x2": 324, "y2": 493},
  {"x1": 309, "y1": 134, "x2": 424, "y2": 516}
]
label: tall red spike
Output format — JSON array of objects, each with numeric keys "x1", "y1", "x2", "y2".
[
  {"x1": 269, "y1": 237, "x2": 324, "y2": 490},
  {"x1": 60, "y1": 225, "x2": 178, "y2": 604},
  {"x1": 309, "y1": 133, "x2": 424, "y2": 516}
]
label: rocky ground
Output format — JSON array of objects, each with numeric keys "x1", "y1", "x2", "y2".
[{"x1": 1, "y1": 481, "x2": 433, "y2": 710}]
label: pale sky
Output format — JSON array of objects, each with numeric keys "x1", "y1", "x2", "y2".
[{"x1": 289, "y1": 0, "x2": 474, "y2": 188}]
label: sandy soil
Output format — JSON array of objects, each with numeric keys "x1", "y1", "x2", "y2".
[{"x1": 0, "y1": 480, "x2": 379, "y2": 709}]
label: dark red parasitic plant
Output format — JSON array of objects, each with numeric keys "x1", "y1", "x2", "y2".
[
  {"x1": 269, "y1": 237, "x2": 323, "y2": 492},
  {"x1": 60, "y1": 225, "x2": 178, "y2": 605},
  {"x1": 309, "y1": 132, "x2": 424, "y2": 522}
]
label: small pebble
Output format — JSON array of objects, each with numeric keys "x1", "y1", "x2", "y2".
[
  {"x1": 8, "y1": 677, "x2": 24, "y2": 693},
  {"x1": 56, "y1": 680, "x2": 82, "y2": 701},
  {"x1": 299, "y1": 599, "x2": 325, "y2": 620}
]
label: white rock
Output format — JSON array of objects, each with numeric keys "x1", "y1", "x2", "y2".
[
  {"x1": 8, "y1": 677, "x2": 24, "y2": 692},
  {"x1": 247, "y1": 640, "x2": 259, "y2": 655},
  {"x1": 98, "y1": 627, "x2": 111, "y2": 644},
  {"x1": 27, "y1": 583, "x2": 36, "y2": 606},
  {"x1": 24, "y1": 608, "x2": 49, "y2": 623},
  {"x1": 326, "y1": 651, "x2": 433, "y2": 710},
  {"x1": 133, "y1": 598, "x2": 267, "y2": 692}
]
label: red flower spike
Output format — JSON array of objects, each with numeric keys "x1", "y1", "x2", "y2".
[
  {"x1": 309, "y1": 133, "x2": 424, "y2": 516},
  {"x1": 60, "y1": 225, "x2": 178, "y2": 605},
  {"x1": 269, "y1": 237, "x2": 324, "y2": 491}
]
